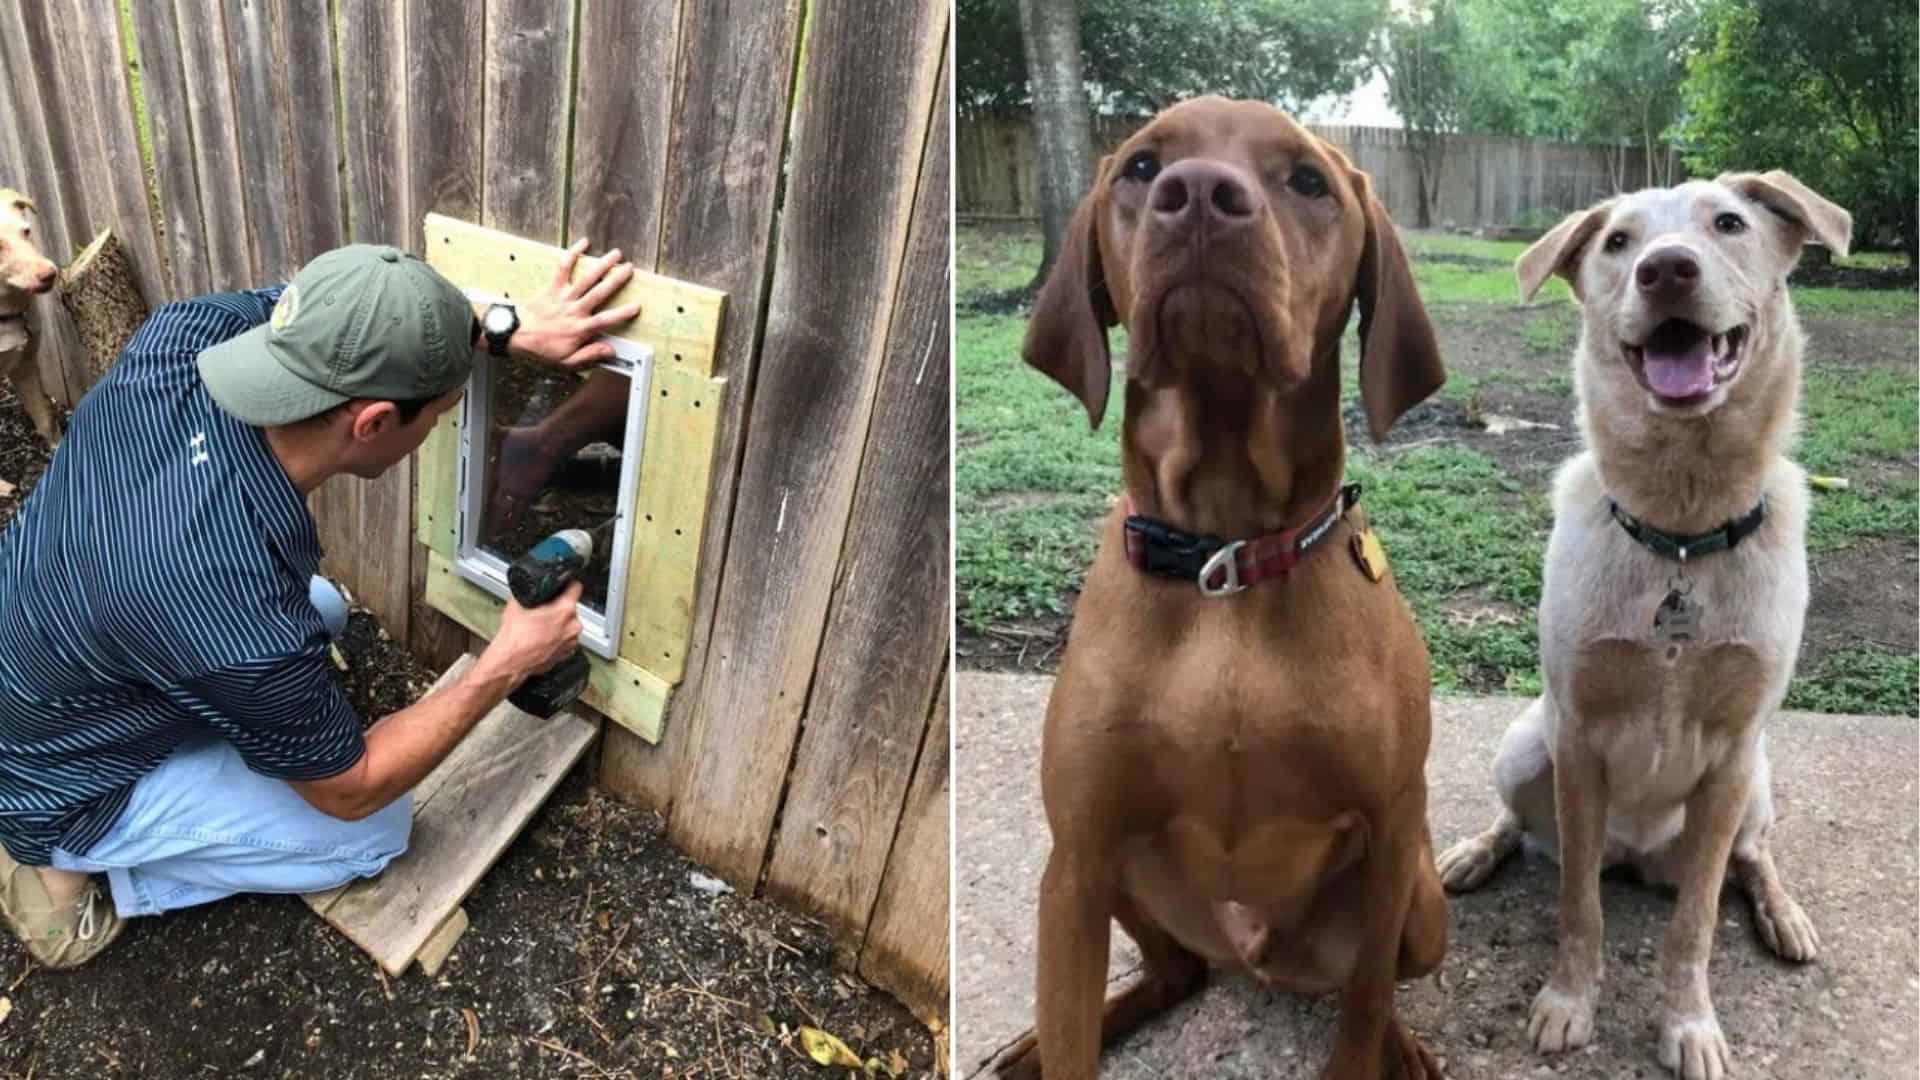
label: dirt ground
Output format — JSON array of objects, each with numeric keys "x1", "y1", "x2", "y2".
[
  {"x1": 956, "y1": 296, "x2": 1920, "y2": 679},
  {"x1": 0, "y1": 388, "x2": 938, "y2": 1079}
]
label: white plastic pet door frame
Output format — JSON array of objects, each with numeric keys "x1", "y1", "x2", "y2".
[{"x1": 452, "y1": 289, "x2": 655, "y2": 660}]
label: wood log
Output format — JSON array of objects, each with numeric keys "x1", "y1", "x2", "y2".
[{"x1": 58, "y1": 230, "x2": 149, "y2": 388}]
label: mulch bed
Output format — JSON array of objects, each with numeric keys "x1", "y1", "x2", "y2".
[{"x1": 0, "y1": 388, "x2": 941, "y2": 1079}]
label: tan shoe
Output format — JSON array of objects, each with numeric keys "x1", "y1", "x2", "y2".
[{"x1": 0, "y1": 849, "x2": 125, "y2": 968}]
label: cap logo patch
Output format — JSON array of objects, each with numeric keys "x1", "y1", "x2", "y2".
[{"x1": 270, "y1": 284, "x2": 301, "y2": 334}]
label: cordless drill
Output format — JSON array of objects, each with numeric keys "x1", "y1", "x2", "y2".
[{"x1": 506, "y1": 529, "x2": 593, "y2": 718}]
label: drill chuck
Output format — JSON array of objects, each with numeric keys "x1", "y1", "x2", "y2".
[{"x1": 507, "y1": 529, "x2": 594, "y2": 719}]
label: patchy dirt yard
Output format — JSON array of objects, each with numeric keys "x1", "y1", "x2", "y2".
[{"x1": 0, "y1": 388, "x2": 939, "y2": 1079}]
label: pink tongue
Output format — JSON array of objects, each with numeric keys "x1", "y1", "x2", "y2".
[{"x1": 1643, "y1": 339, "x2": 1713, "y2": 398}]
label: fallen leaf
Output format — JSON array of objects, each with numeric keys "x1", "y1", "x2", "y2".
[
  {"x1": 1808, "y1": 474, "x2": 1850, "y2": 492},
  {"x1": 799, "y1": 1026, "x2": 862, "y2": 1068},
  {"x1": 753, "y1": 1011, "x2": 777, "y2": 1037},
  {"x1": 462, "y1": 1007, "x2": 479, "y2": 1057},
  {"x1": 1478, "y1": 413, "x2": 1559, "y2": 436},
  {"x1": 0, "y1": 478, "x2": 15, "y2": 498},
  {"x1": 889, "y1": 1049, "x2": 909, "y2": 1075},
  {"x1": 0, "y1": 996, "x2": 11, "y2": 1025}
]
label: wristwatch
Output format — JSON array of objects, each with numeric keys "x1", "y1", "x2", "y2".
[{"x1": 482, "y1": 303, "x2": 519, "y2": 357}]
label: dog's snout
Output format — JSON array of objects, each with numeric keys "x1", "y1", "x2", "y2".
[
  {"x1": 32, "y1": 267, "x2": 56, "y2": 293},
  {"x1": 1150, "y1": 160, "x2": 1260, "y2": 231},
  {"x1": 1635, "y1": 247, "x2": 1700, "y2": 296}
]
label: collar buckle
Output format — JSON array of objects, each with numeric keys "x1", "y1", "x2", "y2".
[{"x1": 1198, "y1": 541, "x2": 1247, "y2": 597}]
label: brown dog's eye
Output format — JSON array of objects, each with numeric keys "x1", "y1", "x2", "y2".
[
  {"x1": 1286, "y1": 167, "x2": 1328, "y2": 198},
  {"x1": 1714, "y1": 212, "x2": 1746, "y2": 234},
  {"x1": 1604, "y1": 230, "x2": 1630, "y2": 252},
  {"x1": 19, "y1": 227, "x2": 28, "y2": 240},
  {"x1": 1121, "y1": 150, "x2": 1160, "y2": 184}
]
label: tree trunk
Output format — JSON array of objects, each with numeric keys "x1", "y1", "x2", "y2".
[
  {"x1": 1017, "y1": 0, "x2": 1095, "y2": 290},
  {"x1": 58, "y1": 230, "x2": 150, "y2": 392}
]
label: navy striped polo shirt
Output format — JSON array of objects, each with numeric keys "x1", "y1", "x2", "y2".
[{"x1": 0, "y1": 287, "x2": 365, "y2": 865}]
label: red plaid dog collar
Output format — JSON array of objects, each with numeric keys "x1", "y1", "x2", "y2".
[{"x1": 1123, "y1": 483, "x2": 1360, "y2": 596}]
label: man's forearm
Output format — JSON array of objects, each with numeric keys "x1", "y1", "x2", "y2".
[{"x1": 311, "y1": 658, "x2": 519, "y2": 819}]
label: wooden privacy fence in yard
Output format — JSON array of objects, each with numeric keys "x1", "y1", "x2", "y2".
[
  {"x1": 0, "y1": 0, "x2": 951, "y2": 1020},
  {"x1": 959, "y1": 112, "x2": 1686, "y2": 228}
]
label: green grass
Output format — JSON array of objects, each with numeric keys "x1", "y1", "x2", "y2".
[
  {"x1": 1786, "y1": 649, "x2": 1920, "y2": 715},
  {"x1": 955, "y1": 223, "x2": 1919, "y2": 713}
]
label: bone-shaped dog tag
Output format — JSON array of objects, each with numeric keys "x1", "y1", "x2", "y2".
[{"x1": 1652, "y1": 588, "x2": 1699, "y2": 645}]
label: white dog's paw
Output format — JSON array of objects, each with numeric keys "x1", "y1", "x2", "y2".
[
  {"x1": 1527, "y1": 983, "x2": 1597, "y2": 1053},
  {"x1": 1659, "y1": 1012, "x2": 1731, "y2": 1080},
  {"x1": 1436, "y1": 835, "x2": 1503, "y2": 892},
  {"x1": 1754, "y1": 890, "x2": 1820, "y2": 963}
]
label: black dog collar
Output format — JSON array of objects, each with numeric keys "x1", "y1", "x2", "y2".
[{"x1": 1608, "y1": 496, "x2": 1766, "y2": 562}]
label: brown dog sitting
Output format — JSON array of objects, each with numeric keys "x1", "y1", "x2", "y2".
[
  {"x1": 992, "y1": 97, "x2": 1450, "y2": 1079},
  {"x1": 0, "y1": 188, "x2": 61, "y2": 447}
]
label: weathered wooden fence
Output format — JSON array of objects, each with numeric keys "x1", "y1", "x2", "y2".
[
  {"x1": 959, "y1": 112, "x2": 1686, "y2": 228},
  {"x1": 0, "y1": 0, "x2": 951, "y2": 1021}
]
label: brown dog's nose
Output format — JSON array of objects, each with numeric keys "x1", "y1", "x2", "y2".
[
  {"x1": 33, "y1": 268, "x2": 56, "y2": 293},
  {"x1": 1150, "y1": 160, "x2": 1261, "y2": 231},
  {"x1": 1635, "y1": 247, "x2": 1700, "y2": 296}
]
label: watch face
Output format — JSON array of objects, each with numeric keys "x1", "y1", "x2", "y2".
[{"x1": 484, "y1": 306, "x2": 515, "y2": 334}]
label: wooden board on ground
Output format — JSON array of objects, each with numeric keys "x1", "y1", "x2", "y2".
[{"x1": 304, "y1": 654, "x2": 598, "y2": 976}]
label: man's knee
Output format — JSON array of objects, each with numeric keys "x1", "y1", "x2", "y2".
[{"x1": 355, "y1": 791, "x2": 413, "y2": 870}]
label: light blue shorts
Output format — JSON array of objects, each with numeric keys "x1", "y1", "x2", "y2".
[{"x1": 49, "y1": 737, "x2": 410, "y2": 917}]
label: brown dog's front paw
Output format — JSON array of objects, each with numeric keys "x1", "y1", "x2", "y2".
[
  {"x1": 1753, "y1": 890, "x2": 1820, "y2": 963},
  {"x1": 991, "y1": 1030, "x2": 1043, "y2": 1080}
]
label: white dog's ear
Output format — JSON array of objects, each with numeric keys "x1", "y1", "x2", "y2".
[
  {"x1": 1515, "y1": 202, "x2": 1615, "y2": 303},
  {"x1": 1718, "y1": 170, "x2": 1852, "y2": 258}
]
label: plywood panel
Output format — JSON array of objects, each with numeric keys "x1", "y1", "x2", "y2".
[
  {"x1": 620, "y1": 366, "x2": 725, "y2": 682},
  {"x1": 858, "y1": 670, "x2": 949, "y2": 1023},
  {"x1": 668, "y1": 0, "x2": 947, "y2": 888},
  {"x1": 423, "y1": 214, "x2": 726, "y2": 378},
  {"x1": 595, "y1": 0, "x2": 807, "y2": 816},
  {"x1": 126, "y1": 0, "x2": 210, "y2": 298},
  {"x1": 424, "y1": 552, "x2": 670, "y2": 742},
  {"x1": 763, "y1": 69, "x2": 951, "y2": 934}
]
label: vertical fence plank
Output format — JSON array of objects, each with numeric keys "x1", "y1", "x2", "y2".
[
  {"x1": 595, "y1": 0, "x2": 805, "y2": 813},
  {"x1": 277, "y1": 0, "x2": 343, "y2": 266},
  {"x1": 667, "y1": 0, "x2": 946, "y2": 888},
  {"x1": 173, "y1": 0, "x2": 254, "y2": 289},
  {"x1": 0, "y1": 0, "x2": 86, "y2": 406},
  {"x1": 223, "y1": 0, "x2": 298, "y2": 281},
  {"x1": 404, "y1": 0, "x2": 484, "y2": 670},
  {"x1": 762, "y1": 68, "x2": 951, "y2": 937},
  {"x1": 127, "y1": 0, "x2": 209, "y2": 299},
  {"x1": 329, "y1": 0, "x2": 413, "y2": 643},
  {"x1": 64, "y1": 0, "x2": 167, "y2": 307},
  {"x1": 568, "y1": 0, "x2": 678, "y2": 262},
  {"x1": 482, "y1": 0, "x2": 573, "y2": 241},
  {"x1": 857, "y1": 670, "x2": 950, "y2": 1022}
]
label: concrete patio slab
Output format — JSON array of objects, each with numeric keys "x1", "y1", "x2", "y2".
[{"x1": 956, "y1": 672, "x2": 1918, "y2": 1079}]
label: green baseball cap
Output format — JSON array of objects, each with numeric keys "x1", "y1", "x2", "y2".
[{"x1": 197, "y1": 244, "x2": 476, "y2": 426}]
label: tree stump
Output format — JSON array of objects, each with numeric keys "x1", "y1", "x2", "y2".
[{"x1": 59, "y1": 230, "x2": 149, "y2": 389}]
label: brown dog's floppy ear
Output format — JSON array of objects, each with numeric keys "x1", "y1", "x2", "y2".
[
  {"x1": 1353, "y1": 174, "x2": 1445, "y2": 442},
  {"x1": 1515, "y1": 203, "x2": 1613, "y2": 303},
  {"x1": 1022, "y1": 189, "x2": 1117, "y2": 428},
  {"x1": 1718, "y1": 170, "x2": 1853, "y2": 258}
]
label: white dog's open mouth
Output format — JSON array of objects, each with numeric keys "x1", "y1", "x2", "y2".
[{"x1": 1623, "y1": 320, "x2": 1748, "y2": 406}]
